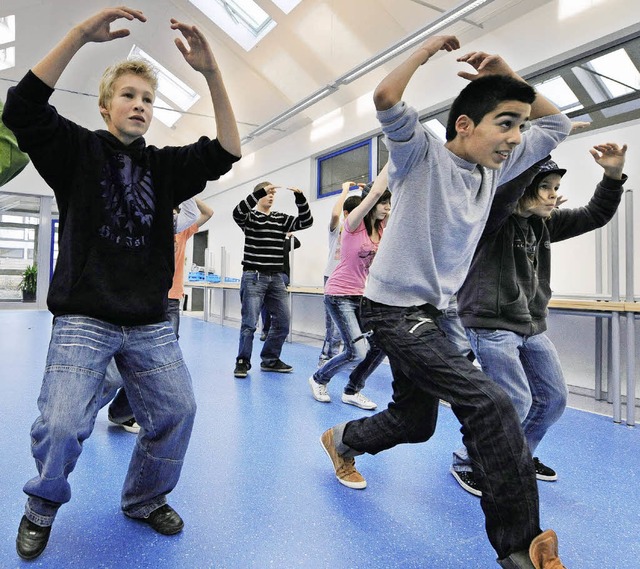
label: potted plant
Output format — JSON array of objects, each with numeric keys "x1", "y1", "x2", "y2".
[{"x1": 19, "y1": 264, "x2": 37, "y2": 302}]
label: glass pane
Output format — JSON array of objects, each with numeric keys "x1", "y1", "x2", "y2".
[
  {"x1": 534, "y1": 76, "x2": 583, "y2": 113},
  {"x1": 589, "y1": 49, "x2": 640, "y2": 98},
  {"x1": 318, "y1": 142, "x2": 370, "y2": 198},
  {"x1": 0, "y1": 193, "x2": 40, "y2": 302}
]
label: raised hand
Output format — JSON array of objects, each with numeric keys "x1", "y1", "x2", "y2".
[
  {"x1": 416, "y1": 35, "x2": 460, "y2": 65},
  {"x1": 171, "y1": 19, "x2": 218, "y2": 75},
  {"x1": 76, "y1": 7, "x2": 146, "y2": 43},
  {"x1": 456, "y1": 51, "x2": 517, "y2": 82},
  {"x1": 590, "y1": 143, "x2": 627, "y2": 179}
]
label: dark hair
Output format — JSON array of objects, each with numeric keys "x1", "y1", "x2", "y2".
[
  {"x1": 343, "y1": 195, "x2": 362, "y2": 214},
  {"x1": 445, "y1": 75, "x2": 536, "y2": 141},
  {"x1": 364, "y1": 189, "x2": 391, "y2": 237}
]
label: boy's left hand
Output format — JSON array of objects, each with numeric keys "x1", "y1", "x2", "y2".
[
  {"x1": 171, "y1": 19, "x2": 218, "y2": 74},
  {"x1": 590, "y1": 143, "x2": 627, "y2": 180}
]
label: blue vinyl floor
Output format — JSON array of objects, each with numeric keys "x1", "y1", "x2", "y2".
[{"x1": 0, "y1": 309, "x2": 639, "y2": 569}]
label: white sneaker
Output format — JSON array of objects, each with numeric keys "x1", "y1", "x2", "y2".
[
  {"x1": 308, "y1": 376, "x2": 331, "y2": 402},
  {"x1": 341, "y1": 392, "x2": 377, "y2": 410}
]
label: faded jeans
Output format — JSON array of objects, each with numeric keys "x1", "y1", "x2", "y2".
[
  {"x1": 24, "y1": 315, "x2": 196, "y2": 526},
  {"x1": 101, "y1": 301, "x2": 182, "y2": 423},
  {"x1": 237, "y1": 270, "x2": 289, "y2": 365},
  {"x1": 313, "y1": 295, "x2": 385, "y2": 394},
  {"x1": 319, "y1": 275, "x2": 342, "y2": 362},
  {"x1": 453, "y1": 329, "x2": 567, "y2": 471},
  {"x1": 335, "y1": 298, "x2": 540, "y2": 559}
]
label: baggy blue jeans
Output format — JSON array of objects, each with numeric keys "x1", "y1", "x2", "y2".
[
  {"x1": 101, "y1": 303, "x2": 182, "y2": 424},
  {"x1": 237, "y1": 270, "x2": 290, "y2": 365},
  {"x1": 313, "y1": 295, "x2": 385, "y2": 394},
  {"x1": 24, "y1": 315, "x2": 196, "y2": 526},
  {"x1": 336, "y1": 298, "x2": 540, "y2": 559},
  {"x1": 453, "y1": 329, "x2": 567, "y2": 471}
]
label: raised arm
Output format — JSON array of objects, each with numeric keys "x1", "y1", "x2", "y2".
[
  {"x1": 329, "y1": 181, "x2": 359, "y2": 231},
  {"x1": 589, "y1": 142, "x2": 627, "y2": 180},
  {"x1": 283, "y1": 187, "x2": 313, "y2": 231},
  {"x1": 373, "y1": 35, "x2": 460, "y2": 111},
  {"x1": 194, "y1": 198, "x2": 214, "y2": 227},
  {"x1": 32, "y1": 7, "x2": 146, "y2": 88},
  {"x1": 345, "y1": 164, "x2": 389, "y2": 232},
  {"x1": 456, "y1": 51, "x2": 562, "y2": 120},
  {"x1": 171, "y1": 19, "x2": 241, "y2": 158}
]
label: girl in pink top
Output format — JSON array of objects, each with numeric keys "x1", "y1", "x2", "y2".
[{"x1": 309, "y1": 166, "x2": 390, "y2": 410}]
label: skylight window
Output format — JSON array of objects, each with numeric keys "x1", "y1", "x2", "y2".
[
  {"x1": 0, "y1": 16, "x2": 15, "y2": 71},
  {"x1": 128, "y1": 45, "x2": 200, "y2": 128},
  {"x1": 270, "y1": 0, "x2": 302, "y2": 14},
  {"x1": 188, "y1": 0, "x2": 277, "y2": 51},
  {"x1": 533, "y1": 77, "x2": 583, "y2": 113},
  {"x1": 0, "y1": 46, "x2": 15, "y2": 72},
  {"x1": 0, "y1": 16, "x2": 16, "y2": 45},
  {"x1": 588, "y1": 49, "x2": 640, "y2": 98}
]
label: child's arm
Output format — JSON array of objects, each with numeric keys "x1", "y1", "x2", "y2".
[
  {"x1": 330, "y1": 181, "x2": 359, "y2": 231},
  {"x1": 32, "y1": 7, "x2": 146, "y2": 88},
  {"x1": 171, "y1": 19, "x2": 241, "y2": 159},
  {"x1": 456, "y1": 51, "x2": 562, "y2": 119},
  {"x1": 194, "y1": 198, "x2": 214, "y2": 228},
  {"x1": 373, "y1": 36, "x2": 460, "y2": 111},
  {"x1": 282, "y1": 188, "x2": 313, "y2": 232},
  {"x1": 344, "y1": 164, "x2": 389, "y2": 232}
]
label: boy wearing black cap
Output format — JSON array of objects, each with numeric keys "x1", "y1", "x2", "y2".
[{"x1": 451, "y1": 143, "x2": 627, "y2": 496}]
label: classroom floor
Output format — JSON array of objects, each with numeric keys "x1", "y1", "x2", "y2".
[{"x1": 1, "y1": 309, "x2": 639, "y2": 569}]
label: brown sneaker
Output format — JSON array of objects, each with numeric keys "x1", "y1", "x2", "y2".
[
  {"x1": 529, "y1": 529, "x2": 566, "y2": 569},
  {"x1": 320, "y1": 428, "x2": 367, "y2": 489}
]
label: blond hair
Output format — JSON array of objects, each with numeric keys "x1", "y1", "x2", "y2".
[{"x1": 98, "y1": 59, "x2": 158, "y2": 123}]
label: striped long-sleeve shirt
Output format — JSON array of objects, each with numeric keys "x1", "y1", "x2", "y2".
[{"x1": 233, "y1": 188, "x2": 313, "y2": 272}]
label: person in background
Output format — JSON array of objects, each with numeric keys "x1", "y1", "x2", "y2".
[
  {"x1": 4, "y1": 6, "x2": 240, "y2": 560},
  {"x1": 317, "y1": 182, "x2": 364, "y2": 366},
  {"x1": 309, "y1": 166, "x2": 390, "y2": 411},
  {"x1": 451, "y1": 144, "x2": 627, "y2": 496},
  {"x1": 260, "y1": 232, "x2": 301, "y2": 341},
  {"x1": 232, "y1": 182, "x2": 313, "y2": 378},
  {"x1": 318, "y1": 34, "x2": 572, "y2": 569}
]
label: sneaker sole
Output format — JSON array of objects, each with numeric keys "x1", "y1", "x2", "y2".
[
  {"x1": 121, "y1": 424, "x2": 140, "y2": 434},
  {"x1": 341, "y1": 396, "x2": 377, "y2": 410},
  {"x1": 319, "y1": 434, "x2": 367, "y2": 490},
  {"x1": 309, "y1": 377, "x2": 331, "y2": 402},
  {"x1": 260, "y1": 367, "x2": 293, "y2": 373},
  {"x1": 449, "y1": 467, "x2": 482, "y2": 497},
  {"x1": 535, "y1": 472, "x2": 558, "y2": 482}
]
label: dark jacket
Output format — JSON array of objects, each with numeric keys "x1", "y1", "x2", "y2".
[
  {"x1": 457, "y1": 170, "x2": 626, "y2": 336},
  {"x1": 3, "y1": 71, "x2": 239, "y2": 325}
]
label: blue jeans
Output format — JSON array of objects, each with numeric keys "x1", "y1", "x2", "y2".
[
  {"x1": 260, "y1": 274, "x2": 289, "y2": 335},
  {"x1": 436, "y1": 296, "x2": 472, "y2": 359},
  {"x1": 237, "y1": 270, "x2": 289, "y2": 365},
  {"x1": 24, "y1": 315, "x2": 196, "y2": 526},
  {"x1": 101, "y1": 305, "x2": 181, "y2": 423},
  {"x1": 453, "y1": 329, "x2": 567, "y2": 471},
  {"x1": 313, "y1": 295, "x2": 385, "y2": 394},
  {"x1": 319, "y1": 276, "x2": 342, "y2": 362},
  {"x1": 335, "y1": 299, "x2": 540, "y2": 559}
]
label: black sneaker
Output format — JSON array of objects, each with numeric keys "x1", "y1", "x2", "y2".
[
  {"x1": 449, "y1": 467, "x2": 482, "y2": 497},
  {"x1": 533, "y1": 457, "x2": 557, "y2": 481},
  {"x1": 109, "y1": 417, "x2": 141, "y2": 434},
  {"x1": 234, "y1": 358, "x2": 251, "y2": 378},
  {"x1": 260, "y1": 359, "x2": 293, "y2": 373}
]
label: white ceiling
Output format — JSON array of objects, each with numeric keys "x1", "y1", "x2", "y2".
[{"x1": 1, "y1": 0, "x2": 552, "y2": 154}]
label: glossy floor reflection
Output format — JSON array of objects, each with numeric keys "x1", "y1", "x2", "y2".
[{"x1": 0, "y1": 310, "x2": 638, "y2": 568}]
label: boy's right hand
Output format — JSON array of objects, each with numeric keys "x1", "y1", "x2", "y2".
[{"x1": 76, "y1": 7, "x2": 146, "y2": 43}]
